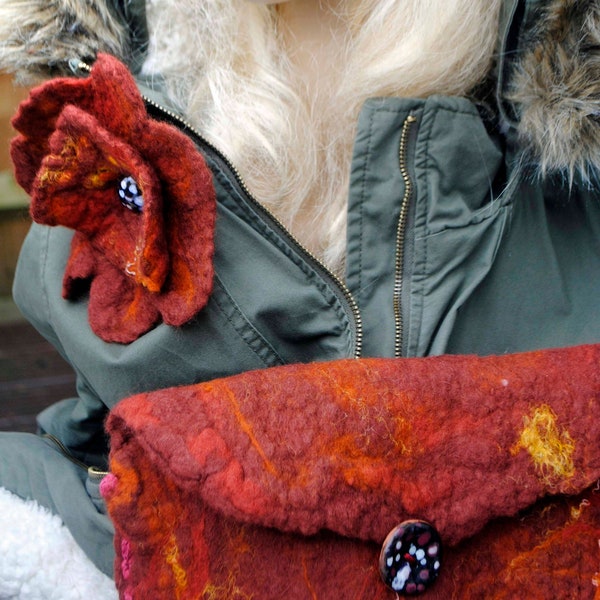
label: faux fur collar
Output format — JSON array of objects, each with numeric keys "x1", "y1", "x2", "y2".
[
  {"x1": 507, "y1": 0, "x2": 600, "y2": 182},
  {"x1": 0, "y1": 0, "x2": 598, "y2": 182},
  {"x1": 0, "y1": 0, "x2": 146, "y2": 82}
]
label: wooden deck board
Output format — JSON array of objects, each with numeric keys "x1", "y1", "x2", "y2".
[{"x1": 0, "y1": 320, "x2": 76, "y2": 432}]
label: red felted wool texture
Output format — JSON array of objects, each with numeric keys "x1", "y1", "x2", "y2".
[
  {"x1": 104, "y1": 344, "x2": 600, "y2": 599},
  {"x1": 10, "y1": 54, "x2": 216, "y2": 343}
]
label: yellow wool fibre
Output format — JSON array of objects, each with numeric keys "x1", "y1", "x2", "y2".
[{"x1": 511, "y1": 405, "x2": 575, "y2": 485}]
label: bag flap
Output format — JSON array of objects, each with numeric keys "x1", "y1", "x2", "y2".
[{"x1": 105, "y1": 344, "x2": 600, "y2": 549}]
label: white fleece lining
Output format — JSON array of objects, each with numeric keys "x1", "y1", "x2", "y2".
[{"x1": 0, "y1": 487, "x2": 117, "y2": 600}]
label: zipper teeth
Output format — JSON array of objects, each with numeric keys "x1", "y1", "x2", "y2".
[
  {"x1": 43, "y1": 433, "x2": 89, "y2": 471},
  {"x1": 44, "y1": 433, "x2": 110, "y2": 478},
  {"x1": 73, "y1": 60, "x2": 364, "y2": 358},
  {"x1": 393, "y1": 114, "x2": 417, "y2": 358}
]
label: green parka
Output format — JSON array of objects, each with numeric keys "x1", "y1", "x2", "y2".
[{"x1": 0, "y1": 0, "x2": 599, "y2": 581}]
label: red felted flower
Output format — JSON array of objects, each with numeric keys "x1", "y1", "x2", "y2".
[{"x1": 11, "y1": 53, "x2": 216, "y2": 343}]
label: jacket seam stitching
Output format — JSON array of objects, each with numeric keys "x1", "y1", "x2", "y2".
[
  {"x1": 415, "y1": 102, "x2": 438, "y2": 354},
  {"x1": 366, "y1": 103, "x2": 478, "y2": 120},
  {"x1": 424, "y1": 103, "x2": 513, "y2": 235},
  {"x1": 40, "y1": 226, "x2": 53, "y2": 328},
  {"x1": 356, "y1": 106, "x2": 378, "y2": 309},
  {"x1": 211, "y1": 275, "x2": 285, "y2": 367}
]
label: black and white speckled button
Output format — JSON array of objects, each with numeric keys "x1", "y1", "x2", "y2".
[
  {"x1": 118, "y1": 176, "x2": 144, "y2": 212},
  {"x1": 379, "y1": 520, "x2": 442, "y2": 596}
]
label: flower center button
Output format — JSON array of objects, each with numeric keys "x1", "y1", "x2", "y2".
[{"x1": 119, "y1": 176, "x2": 144, "y2": 212}]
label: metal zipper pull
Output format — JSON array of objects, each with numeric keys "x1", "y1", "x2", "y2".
[{"x1": 88, "y1": 465, "x2": 110, "y2": 481}]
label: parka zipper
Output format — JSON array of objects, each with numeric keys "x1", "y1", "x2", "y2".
[
  {"x1": 71, "y1": 60, "x2": 364, "y2": 359},
  {"x1": 43, "y1": 433, "x2": 109, "y2": 480},
  {"x1": 393, "y1": 114, "x2": 417, "y2": 358}
]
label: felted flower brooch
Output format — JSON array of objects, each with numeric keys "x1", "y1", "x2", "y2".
[{"x1": 11, "y1": 53, "x2": 216, "y2": 343}]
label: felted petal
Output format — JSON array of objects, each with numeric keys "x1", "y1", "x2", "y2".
[
  {"x1": 11, "y1": 76, "x2": 93, "y2": 141},
  {"x1": 87, "y1": 258, "x2": 160, "y2": 344},
  {"x1": 10, "y1": 78, "x2": 92, "y2": 193},
  {"x1": 139, "y1": 119, "x2": 216, "y2": 325},
  {"x1": 85, "y1": 53, "x2": 148, "y2": 142},
  {"x1": 63, "y1": 233, "x2": 96, "y2": 299},
  {"x1": 11, "y1": 134, "x2": 49, "y2": 195},
  {"x1": 10, "y1": 53, "x2": 148, "y2": 194},
  {"x1": 32, "y1": 105, "x2": 169, "y2": 293}
]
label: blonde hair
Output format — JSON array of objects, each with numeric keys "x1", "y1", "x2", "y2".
[{"x1": 143, "y1": 0, "x2": 502, "y2": 275}]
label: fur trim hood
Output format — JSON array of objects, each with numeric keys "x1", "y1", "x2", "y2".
[
  {"x1": 0, "y1": 0, "x2": 146, "y2": 81},
  {"x1": 508, "y1": 0, "x2": 600, "y2": 182},
  {"x1": 0, "y1": 0, "x2": 599, "y2": 182}
]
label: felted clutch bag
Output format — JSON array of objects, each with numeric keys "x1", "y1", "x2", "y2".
[{"x1": 103, "y1": 344, "x2": 600, "y2": 599}]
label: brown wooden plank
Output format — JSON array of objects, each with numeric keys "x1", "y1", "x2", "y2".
[{"x1": 0, "y1": 320, "x2": 76, "y2": 432}]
